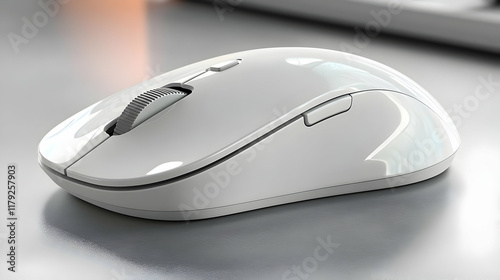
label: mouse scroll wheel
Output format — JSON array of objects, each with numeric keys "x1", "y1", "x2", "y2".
[{"x1": 113, "y1": 88, "x2": 187, "y2": 135}]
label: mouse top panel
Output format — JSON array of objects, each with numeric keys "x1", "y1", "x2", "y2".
[{"x1": 39, "y1": 47, "x2": 454, "y2": 187}]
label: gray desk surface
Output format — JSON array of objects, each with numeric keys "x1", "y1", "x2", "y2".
[{"x1": 1, "y1": 1, "x2": 500, "y2": 279}]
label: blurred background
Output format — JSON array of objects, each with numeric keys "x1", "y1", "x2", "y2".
[{"x1": 0, "y1": 0, "x2": 499, "y2": 279}]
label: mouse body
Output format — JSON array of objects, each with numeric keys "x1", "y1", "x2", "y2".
[{"x1": 39, "y1": 47, "x2": 460, "y2": 220}]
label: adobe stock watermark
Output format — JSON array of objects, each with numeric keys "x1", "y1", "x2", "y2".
[
  {"x1": 282, "y1": 234, "x2": 340, "y2": 280},
  {"x1": 385, "y1": 73, "x2": 499, "y2": 188},
  {"x1": 178, "y1": 106, "x2": 289, "y2": 221},
  {"x1": 446, "y1": 74, "x2": 499, "y2": 128},
  {"x1": 339, "y1": 0, "x2": 403, "y2": 56},
  {"x1": 6, "y1": 0, "x2": 72, "y2": 54},
  {"x1": 212, "y1": 0, "x2": 243, "y2": 21}
]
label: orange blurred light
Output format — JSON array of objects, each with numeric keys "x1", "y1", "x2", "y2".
[{"x1": 61, "y1": 0, "x2": 149, "y2": 92}]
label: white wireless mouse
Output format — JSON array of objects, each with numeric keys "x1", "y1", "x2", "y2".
[{"x1": 39, "y1": 47, "x2": 460, "y2": 221}]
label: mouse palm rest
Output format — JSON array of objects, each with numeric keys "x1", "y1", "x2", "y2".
[{"x1": 39, "y1": 48, "x2": 460, "y2": 220}]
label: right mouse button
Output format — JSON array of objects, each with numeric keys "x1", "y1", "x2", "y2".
[{"x1": 303, "y1": 95, "x2": 352, "y2": 126}]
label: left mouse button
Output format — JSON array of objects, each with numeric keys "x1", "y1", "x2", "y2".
[
  {"x1": 303, "y1": 95, "x2": 352, "y2": 126},
  {"x1": 38, "y1": 105, "x2": 112, "y2": 174}
]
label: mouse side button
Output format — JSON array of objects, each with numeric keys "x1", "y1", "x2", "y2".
[{"x1": 303, "y1": 94, "x2": 352, "y2": 126}]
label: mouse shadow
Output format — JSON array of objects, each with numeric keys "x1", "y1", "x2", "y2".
[{"x1": 42, "y1": 170, "x2": 458, "y2": 274}]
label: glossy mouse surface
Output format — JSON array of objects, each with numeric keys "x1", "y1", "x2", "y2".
[{"x1": 39, "y1": 47, "x2": 460, "y2": 220}]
